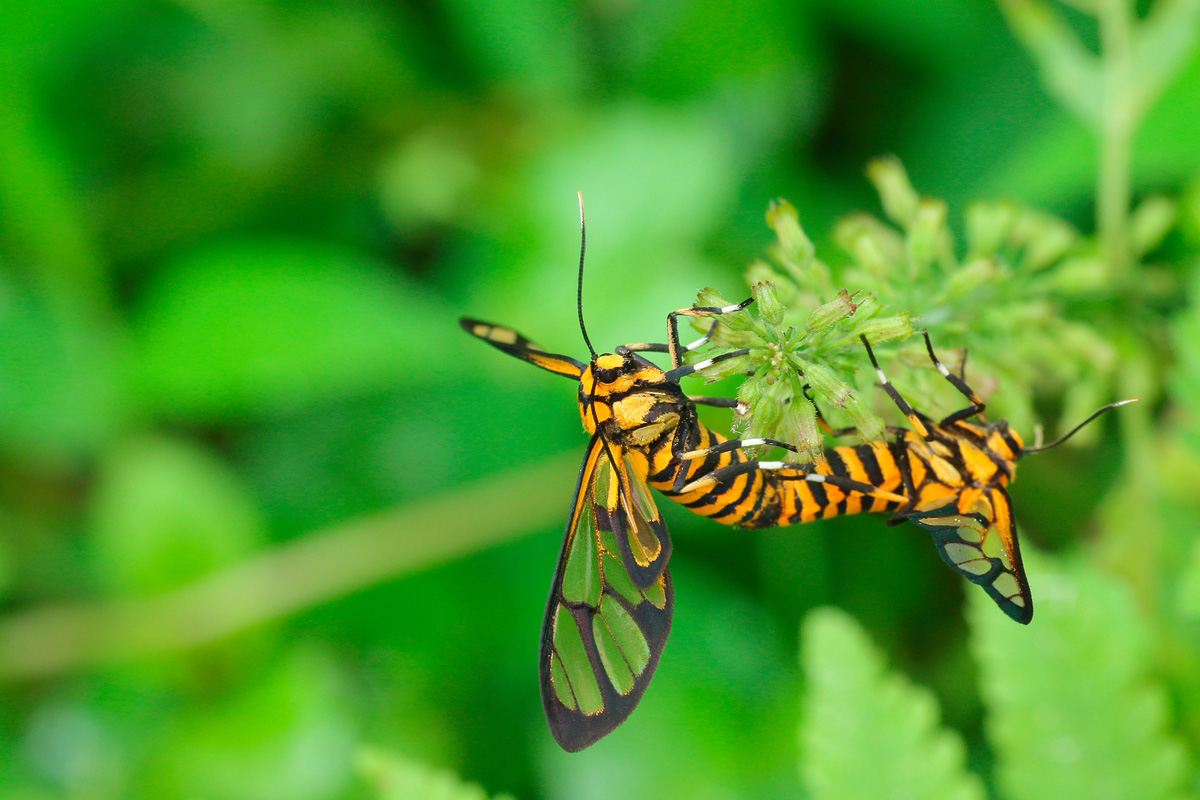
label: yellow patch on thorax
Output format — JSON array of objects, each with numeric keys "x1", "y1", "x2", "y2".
[
  {"x1": 905, "y1": 433, "x2": 963, "y2": 486},
  {"x1": 612, "y1": 393, "x2": 657, "y2": 429},
  {"x1": 959, "y1": 441, "x2": 999, "y2": 484},
  {"x1": 987, "y1": 430, "x2": 1018, "y2": 462},
  {"x1": 628, "y1": 413, "x2": 679, "y2": 446},
  {"x1": 924, "y1": 451, "x2": 964, "y2": 486}
]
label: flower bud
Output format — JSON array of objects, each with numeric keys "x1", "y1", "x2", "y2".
[
  {"x1": 1044, "y1": 256, "x2": 1108, "y2": 294},
  {"x1": 850, "y1": 292, "x2": 881, "y2": 321},
  {"x1": 907, "y1": 198, "x2": 948, "y2": 277},
  {"x1": 695, "y1": 353, "x2": 754, "y2": 383},
  {"x1": 843, "y1": 394, "x2": 885, "y2": 443},
  {"x1": 746, "y1": 261, "x2": 802, "y2": 310},
  {"x1": 805, "y1": 289, "x2": 859, "y2": 333},
  {"x1": 941, "y1": 257, "x2": 998, "y2": 300},
  {"x1": 739, "y1": 376, "x2": 783, "y2": 443},
  {"x1": 695, "y1": 287, "x2": 755, "y2": 331},
  {"x1": 766, "y1": 199, "x2": 814, "y2": 271},
  {"x1": 752, "y1": 281, "x2": 784, "y2": 327},
  {"x1": 867, "y1": 155, "x2": 919, "y2": 228},
  {"x1": 696, "y1": 287, "x2": 730, "y2": 308},
  {"x1": 966, "y1": 200, "x2": 1018, "y2": 257},
  {"x1": 802, "y1": 362, "x2": 853, "y2": 409},
  {"x1": 856, "y1": 313, "x2": 913, "y2": 345},
  {"x1": 834, "y1": 213, "x2": 904, "y2": 281},
  {"x1": 1015, "y1": 211, "x2": 1078, "y2": 270},
  {"x1": 1130, "y1": 195, "x2": 1175, "y2": 257},
  {"x1": 780, "y1": 389, "x2": 823, "y2": 461}
]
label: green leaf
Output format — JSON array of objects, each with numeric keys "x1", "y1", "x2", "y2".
[
  {"x1": 88, "y1": 435, "x2": 264, "y2": 595},
  {"x1": 131, "y1": 239, "x2": 449, "y2": 420},
  {"x1": 437, "y1": 0, "x2": 583, "y2": 98},
  {"x1": 970, "y1": 550, "x2": 1191, "y2": 800},
  {"x1": 153, "y1": 647, "x2": 356, "y2": 800},
  {"x1": 623, "y1": 0, "x2": 802, "y2": 99},
  {"x1": 800, "y1": 607, "x2": 986, "y2": 800},
  {"x1": 0, "y1": 274, "x2": 121, "y2": 467},
  {"x1": 357, "y1": 748, "x2": 517, "y2": 800}
]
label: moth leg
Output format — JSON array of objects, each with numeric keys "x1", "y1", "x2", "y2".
[
  {"x1": 619, "y1": 314, "x2": 730, "y2": 356},
  {"x1": 671, "y1": 436, "x2": 798, "y2": 492},
  {"x1": 616, "y1": 342, "x2": 669, "y2": 354},
  {"x1": 679, "y1": 436, "x2": 801, "y2": 460},
  {"x1": 860, "y1": 334, "x2": 932, "y2": 439},
  {"x1": 801, "y1": 384, "x2": 886, "y2": 439},
  {"x1": 687, "y1": 395, "x2": 740, "y2": 409},
  {"x1": 664, "y1": 347, "x2": 752, "y2": 382},
  {"x1": 920, "y1": 331, "x2": 986, "y2": 425},
  {"x1": 679, "y1": 457, "x2": 907, "y2": 506},
  {"x1": 764, "y1": 466, "x2": 909, "y2": 506},
  {"x1": 665, "y1": 298, "x2": 754, "y2": 369}
]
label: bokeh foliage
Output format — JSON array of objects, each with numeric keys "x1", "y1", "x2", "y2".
[{"x1": 0, "y1": 0, "x2": 1199, "y2": 799}]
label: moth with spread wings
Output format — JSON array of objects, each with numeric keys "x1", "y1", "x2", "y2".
[{"x1": 460, "y1": 204, "x2": 1133, "y2": 752}]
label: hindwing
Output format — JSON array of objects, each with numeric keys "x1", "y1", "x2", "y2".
[{"x1": 906, "y1": 487, "x2": 1033, "y2": 624}]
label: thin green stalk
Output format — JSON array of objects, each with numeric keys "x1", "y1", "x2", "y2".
[
  {"x1": 1097, "y1": 0, "x2": 1135, "y2": 273},
  {"x1": 0, "y1": 452, "x2": 578, "y2": 680}
]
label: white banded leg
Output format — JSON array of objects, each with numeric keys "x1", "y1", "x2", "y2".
[
  {"x1": 617, "y1": 319, "x2": 720, "y2": 358},
  {"x1": 665, "y1": 298, "x2": 754, "y2": 368},
  {"x1": 680, "y1": 458, "x2": 907, "y2": 505},
  {"x1": 860, "y1": 334, "x2": 932, "y2": 440},
  {"x1": 671, "y1": 437, "x2": 797, "y2": 492},
  {"x1": 664, "y1": 347, "x2": 752, "y2": 382},
  {"x1": 918, "y1": 331, "x2": 986, "y2": 425}
]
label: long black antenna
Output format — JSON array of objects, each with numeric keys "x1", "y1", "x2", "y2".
[
  {"x1": 1023, "y1": 398, "x2": 1138, "y2": 454},
  {"x1": 576, "y1": 191, "x2": 596, "y2": 358}
]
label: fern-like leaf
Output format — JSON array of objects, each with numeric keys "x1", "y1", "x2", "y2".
[
  {"x1": 969, "y1": 549, "x2": 1191, "y2": 800},
  {"x1": 357, "y1": 748, "x2": 517, "y2": 800},
  {"x1": 800, "y1": 607, "x2": 986, "y2": 800}
]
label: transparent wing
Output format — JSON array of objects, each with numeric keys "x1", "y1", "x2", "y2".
[
  {"x1": 539, "y1": 434, "x2": 673, "y2": 751},
  {"x1": 905, "y1": 487, "x2": 1033, "y2": 624}
]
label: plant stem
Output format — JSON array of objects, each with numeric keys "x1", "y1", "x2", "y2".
[
  {"x1": 1097, "y1": 0, "x2": 1135, "y2": 273},
  {"x1": 0, "y1": 452, "x2": 579, "y2": 681}
]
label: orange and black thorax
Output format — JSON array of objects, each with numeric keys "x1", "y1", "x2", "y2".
[
  {"x1": 577, "y1": 352, "x2": 688, "y2": 447},
  {"x1": 577, "y1": 352, "x2": 764, "y2": 524},
  {"x1": 873, "y1": 417, "x2": 1024, "y2": 520}
]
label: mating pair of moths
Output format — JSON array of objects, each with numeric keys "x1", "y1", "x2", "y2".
[{"x1": 461, "y1": 214, "x2": 1129, "y2": 752}]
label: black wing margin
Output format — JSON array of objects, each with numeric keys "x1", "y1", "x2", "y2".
[{"x1": 538, "y1": 434, "x2": 674, "y2": 751}]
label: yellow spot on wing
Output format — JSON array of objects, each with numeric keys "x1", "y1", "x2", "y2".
[{"x1": 991, "y1": 572, "x2": 1021, "y2": 600}]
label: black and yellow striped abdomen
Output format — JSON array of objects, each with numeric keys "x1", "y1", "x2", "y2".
[
  {"x1": 634, "y1": 407, "x2": 912, "y2": 531},
  {"x1": 636, "y1": 407, "x2": 1016, "y2": 534}
]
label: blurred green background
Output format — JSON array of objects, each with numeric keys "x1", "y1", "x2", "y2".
[{"x1": 2, "y1": 1, "x2": 1200, "y2": 798}]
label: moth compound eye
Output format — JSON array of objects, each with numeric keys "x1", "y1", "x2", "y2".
[{"x1": 594, "y1": 367, "x2": 620, "y2": 384}]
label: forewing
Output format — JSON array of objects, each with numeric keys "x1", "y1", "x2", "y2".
[
  {"x1": 905, "y1": 487, "x2": 1033, "y2": 624},
  {"x1": 459, "y1": 318, "x2": 584, "y2": 379},
  {"x1": 540, "y1": 434, "x2": 673, "y2": 751}
]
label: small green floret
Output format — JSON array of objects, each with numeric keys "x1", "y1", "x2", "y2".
[{"x1": 681, "y1": 156, "x2": 1134, "y2": 458}]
